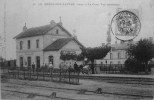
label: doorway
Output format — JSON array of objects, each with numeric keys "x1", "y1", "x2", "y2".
[{"x1": 36, "y1": 56, "x2": 40, "y2": 68}]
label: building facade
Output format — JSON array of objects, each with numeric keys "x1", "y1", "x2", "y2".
[
  {"x1": 95, "y1": 43, "x2": 129, "y2": 65},
  {"x1": 14, "y1": 20, "x2": 84, "y2": 68}
]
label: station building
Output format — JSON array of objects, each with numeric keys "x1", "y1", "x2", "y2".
[{"x1": 14, "y1": 20, "x2": 84, "y2": 68}]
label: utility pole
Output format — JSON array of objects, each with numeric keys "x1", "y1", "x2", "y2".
[{"x1": 3, "y1": 2, "x2": 6, "y2": 61}]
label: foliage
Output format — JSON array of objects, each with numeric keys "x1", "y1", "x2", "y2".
[
  {"x1": 81, "y1": 46, "x2": 111, "y2": 74},
  {"x1": 127, "y1": 39, "x2": 154, "y2": 73},
  {"x1": 60, "y1": 50, "x2": 84, "y2": 61},
  {"x1": 128, "y1": 39, "x2": 154, "y2": 64},
  {"x1": 83, "y1": 46, "x2": 111, "y2": 61}
]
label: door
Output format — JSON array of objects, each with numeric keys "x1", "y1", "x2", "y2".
[
  {"x1": 36, "y1": 56, "x2": 40, "y2": 68},
  {"x1": 48, "y1": 56, "x2": 53, "y2": 64},
  {"x1": 19, "y1": 57, "x2": 23, "y2": 67},
  {"x1": 27, "y1": 57, "x2": 31, "y2": 67}
]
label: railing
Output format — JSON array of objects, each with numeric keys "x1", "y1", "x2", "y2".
[
  {"x1": 89, "y1": 64, "x2": 154, "y2": 74},
  {"x1": 1, "y1": 67, "x2": 80, "y2": 85}
]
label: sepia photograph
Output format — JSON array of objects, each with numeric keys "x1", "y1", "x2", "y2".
[{"x1": 0, "y1": 0, "x2": 154, "y2": 100}]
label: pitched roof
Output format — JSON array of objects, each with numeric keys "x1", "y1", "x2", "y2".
[
  {"x1": 43, "y1": 38, "x2": 84, "y2": 51},
  {"x1": 109, "y1": 43, "x2": 129, "y2": 51},
  {"x1": 14, "y1": 23, "x2": 72, "y2": 39}
]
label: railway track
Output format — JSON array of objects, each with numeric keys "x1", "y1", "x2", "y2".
[
  {"x1": 79, "y1": 75, "x2": 154, "y2": 85},
  {"x1": 2, "y1": 81, "x2": 154, "y2": 99}
]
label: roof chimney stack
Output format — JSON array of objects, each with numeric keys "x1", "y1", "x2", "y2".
[
  {"x1": 23, "y1": 23, "x2": 27, "y2": 32},
  {"x1": 59, "y1": 16, "x2": 63, "y2": 26},
  {"x1": 50, "y1": 20, "x2": 56, "y2": 27}
]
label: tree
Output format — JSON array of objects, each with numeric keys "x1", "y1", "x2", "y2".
[
  {"x1": 60, "y1": 51, "x2": 84, "y2": 62},
  {"x1": 82, "y1": 46, "x2": 111, "y2": 74},
  {"x1": 128, "y1": 39, "x2": 154, "y2": 73}
]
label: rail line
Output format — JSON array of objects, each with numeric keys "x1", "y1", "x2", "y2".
[{"x1": 2, "y1": 81, "x2": 153, "y2": 99}]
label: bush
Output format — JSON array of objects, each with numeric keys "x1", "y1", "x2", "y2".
[{"x1": 125, "y1": 58, "x2": 147, "y2": 73}]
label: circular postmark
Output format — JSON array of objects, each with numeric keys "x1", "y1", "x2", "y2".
[{"x1": 111, "y1": 10, "x2": 141, "y2": 41}]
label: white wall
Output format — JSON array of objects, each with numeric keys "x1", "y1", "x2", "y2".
[{"x1": 95, "y1": 49, "x2": 127, "y2": 64}]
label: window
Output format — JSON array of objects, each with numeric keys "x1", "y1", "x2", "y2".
[
  {"x1": 36, "y1": 39, "x2": 39, "y2": 48},
  {"x1": 118, "y1": 52, "x2": 121, "y2": 59},
  {"x1": 56, "y1": 29, "x2": 59, "y2": 34},
  {"x1": 20, "y1": 41, "x2": 23, "y2": 50},
  {"x1": 36, "y1": 56, "x2": 40, "y2": 68},
  {"x1": 110, "y1": 61, "x2": 113, "y2": 64},
  {"x1": 27, "y1": 57, "x2": 31, "y2": 67},
  {"x1": 28, "y1": 40, "x2": 31, "y2": 49},
  {"x1": 19, "y1": 57, "x2": 23, "y2": 67},
  {"x1": 110, "y1": 53, "x2": 113, "y2": 59}
]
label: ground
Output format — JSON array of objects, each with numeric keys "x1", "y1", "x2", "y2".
[{"x1": 1, "y1": 77, "x2": 154, "y2": 100}]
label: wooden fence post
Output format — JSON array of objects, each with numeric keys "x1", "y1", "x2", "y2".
[
  {"x1": 24, "y1": 69, "x2": 25, "y2": 79},
  {"x1": 30, "y1": 69, "x2": 31, "y2": 80},
  {"x1": 60, "y1": 68, "x2": 61, "y2": 81},
  {"x1": 43, "y1": 69, "x2": 45, "y2": 80},
  {"x1": 18, "y1": 68, "x2": 19, "y2": 78},
  {"x1": 37, "y1": 70, "x2": 38, "y2": 80},
  {"x1": 77, "y1": 71, "x2": 79, "y2": 84}
]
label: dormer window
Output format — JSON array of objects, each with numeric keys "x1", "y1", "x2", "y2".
[{"x1": 56, "y1": 29, "x2": 59, "y2": 34}]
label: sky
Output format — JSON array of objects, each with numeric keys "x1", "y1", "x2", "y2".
[{"x1": 0, "y1": 0, "x2": 154, "y2": 60}]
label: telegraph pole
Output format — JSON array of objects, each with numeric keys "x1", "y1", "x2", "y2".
[{"x1": 3, "y1": 2, "x2": 6, "y2": 61}]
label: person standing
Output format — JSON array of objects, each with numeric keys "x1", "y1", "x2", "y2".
[
  {"x1": 32, "y1": 62, "x2": 35, "y2": 72},
  {"x1": 74, "y1": 62, "x2": 78, "y2": 71},
  {"x1": 49, "y1": 62, "x2": 53, "y2": 69}
]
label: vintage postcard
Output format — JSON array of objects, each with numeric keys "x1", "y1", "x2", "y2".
[{"x1": 0, "y1": 0, "x2": 154, "y2": 100}]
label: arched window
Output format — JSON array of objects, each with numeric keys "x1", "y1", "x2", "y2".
[{"x1": 56, "y1": 29, "x2": 59, "y2": 34}]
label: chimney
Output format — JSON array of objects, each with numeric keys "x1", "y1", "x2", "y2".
[
  {"x1": 50, "y1": 20, "x2": 56, "y2": 27},
  {"x1": 23, "y1": 23, "x2": 27, "y2": 32},
  {"x1": 58, "y1": 16, "x2": 63, "y2": 26}
]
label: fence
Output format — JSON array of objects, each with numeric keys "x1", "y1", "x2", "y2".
[
  {"x1": 93, "y1": 64, "x2": 154, "y2": 74},
  {"x1": 2, "y1": 67, "x2": 80, "y2": 85}
]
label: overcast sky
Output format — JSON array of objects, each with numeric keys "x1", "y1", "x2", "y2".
[{"x1": 0, "y1": 0, "x2": 154, "y2": 60}]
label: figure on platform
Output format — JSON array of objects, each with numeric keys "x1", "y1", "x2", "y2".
[
  {"x1": 32, "y1": 62, "x2": 35, "y2": 72},
  {"x1": 49, "y1": 62, "x2": 53, "y2": 69},
  {"x1": 74, "y1": 62, "x2": 78, "y2": 71}
]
